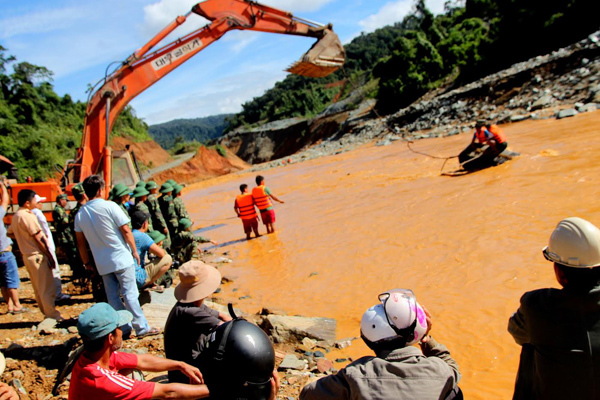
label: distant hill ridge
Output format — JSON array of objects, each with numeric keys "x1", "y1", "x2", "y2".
[{"x1": 148, "y1": 114, "x2": 233, "y2": 149}]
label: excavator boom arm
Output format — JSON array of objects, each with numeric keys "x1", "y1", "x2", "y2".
[{"x1": 77, "y1": 0, "x2": 345, "y2": 188}]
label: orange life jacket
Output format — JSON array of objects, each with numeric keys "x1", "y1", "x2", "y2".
[
  {"x1": 475, "y1": 125, "x2": 506, "y2": 144},
  {"x1": 252, "y1": 186, "x2": 272, "y2": 211},
  {"x1": 236, "y1": 193, "x2": 257, "y2": 220},
  {"x1": 488, "y1": 124, "x2": 506, "y2": 143}
]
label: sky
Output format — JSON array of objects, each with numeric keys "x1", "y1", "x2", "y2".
[{"x1": 0, "y1": 0, "x2": 447, "y2": 126}]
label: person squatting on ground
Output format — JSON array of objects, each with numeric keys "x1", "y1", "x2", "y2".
[
  {"x1": 164, "y1": 260, "x2": 232, "y2": 384},
  {"x1": 234, "y1": 184, "x2": 260, "y2": 240},
  {"x1": 68, "y1": 302, "x2": 211, "y2": 400},
  {"x1": 300, "y1": 288, "x2": 461, "y2": 400},
  {"x1": 171, "y1": 218, "x2": 217, "y2": 264},
  {"x1": 32, "y1": 194, "x2": 70, "y2": 302},
  {"x1": 508, "y1": 217, "x2": 600, "y2": 399},
  {"x1": 0, "y1": 179, "x2": 26, "y2": 314},
  {"x1": 7, "y1": 189, "x2": 62, "y2": 320},
  {"x1": 74, "y1": 175, "x2": 159, "y2": 338},
  {"x1": 252, "y1": 175, "x2": 284, "y2": 234},
  {"x1": 130, "y1": 210, "x2": 172, "y2": 292}
]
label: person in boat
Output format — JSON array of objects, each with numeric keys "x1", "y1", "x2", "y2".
[
  {"x1": 508, "y1": 217, "x2": 600, "y2": 399},
  {"x1": 300, "y1": 289, "x2": 462, "y2": 400},
  {"x1": 459, "y1": 120, "x2": 508, "y2": 168}
]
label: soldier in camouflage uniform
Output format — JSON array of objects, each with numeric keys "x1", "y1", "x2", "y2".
[
  {"x1": 172, "y1": 183, "x2": 191, "y2": 221},
  {"x1": 69, "y1": 184, "x2": 87, "y2": 233},
  {"x1": 171, "y1": 218, "x2": 217, "y2": 264},
  {"x1": 145, "y1": 181, "x2": 171, "y2": 250},
  {"x1": 52, "y1": 193, "x2": 84, "y2": 278},
  {"x1": 158, "y1": 182, "x2": 179, "y2": 240},
  {"x1": 130, "y1": 186, "x2": 153, "y2": 231},
  {"x1": 111, "y1": 183, "x2": 132, "y2": 228}
]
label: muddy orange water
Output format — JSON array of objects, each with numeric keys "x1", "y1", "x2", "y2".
[{"x1": 183, "y1": 111, "x2": 600, "y2": 399}]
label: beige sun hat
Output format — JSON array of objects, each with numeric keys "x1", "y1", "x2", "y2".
[{"x1": 174, "y1": 260, "x2": 221, "y2": 303}]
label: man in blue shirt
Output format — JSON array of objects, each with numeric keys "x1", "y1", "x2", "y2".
[
  {"x1": 74, "y1": 175, "x2": 159, "y2": 338},
  {"x1": 131, "y1": 210, "x2": 172, "y2": 291}
]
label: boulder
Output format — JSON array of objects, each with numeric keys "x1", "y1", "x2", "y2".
[
  {"x1": 261, "y1": 315, "x2": 336, "y2": 344},
  {"x1": 37, "y1": 318, "x2": 58, "y2": 335},
  {"x1": 556, "y1": 109, "x2": 579, "y2": 119},
  {"x1": 279, "y1": 354, "x2": 307, "y2": 371},
  {"x1": 510, "y1": 114, "x2": 531, "y2": 122},
  {"x1": 589, "y1": 84, "x2": 600, "y2": 103},
  {"x1": 530, "y1": 94, "x2": 553, "y2": 111},
  {"x1": 577, "y1": 103, "x2": 598, "y2": 113}
]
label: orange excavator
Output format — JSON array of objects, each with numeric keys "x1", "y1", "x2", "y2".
[{"x1": 2, "y1": 0, "x2": 345, "y2": 224}]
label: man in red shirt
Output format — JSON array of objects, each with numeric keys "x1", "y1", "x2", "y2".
[{"x1": 69, "y1": 302, "x2": 209, "y2": 400}]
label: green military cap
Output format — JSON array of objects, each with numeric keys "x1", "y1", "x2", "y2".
[
  {"x1": 132, "y1": 186, "x2": 150, "y2": 198},
  {"x1": 146, "y1": 181, "x2": 158, "y2": 190},
  {"x1": 136, "y1": 181, "x2": 146, "y2": 187},
  {"x1": 166, "y1": 179, "x2": 177, "y2": 186},
  {"x1": 179, "y1": 218, "x2": 192, "y2": 230},
  {"x1": 147, "y1": 230, "x2": 166, "y2": 244},
  {"x1": 173, "y1": 184, "x2": 184, "y2": 195},
  {"x1": 72, "y1": 184, "x2": 85, "y2": 196},
  {"x1": 159, "y1": 182, "x2": 173, "y2": 194},
  {"x1": 56, "y1": 193, "x2": 68, "y2": 202},
  {"x1": 112, "y1": 183, "x2": 131, "y2": 198}
]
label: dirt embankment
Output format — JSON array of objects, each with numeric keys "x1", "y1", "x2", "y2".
[
  {"x1": 111, "y1": 137, "x2": 172, "y2": 169},
  {"x1": 152, "y1": 146, "x2": 249, "y2": 185}
]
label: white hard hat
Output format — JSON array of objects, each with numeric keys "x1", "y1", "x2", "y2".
[
  {"x1": 360, "y1": 289, "x2": 428, "y2": 346},
  {"x1": 543, "y1": 217, "x2": 600, "y2": 268}
]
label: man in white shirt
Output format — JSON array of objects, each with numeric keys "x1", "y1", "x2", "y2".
[{"x1": 75, "y1": 175, "x2": 158, "y2": 338}]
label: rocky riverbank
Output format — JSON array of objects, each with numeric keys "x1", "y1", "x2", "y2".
[
  {"x1": 0, "y1": 251, "x2": 357, "y2": 400},
  {"x1": 220, "y1": 30, "x2": 600, "y2": 170}
]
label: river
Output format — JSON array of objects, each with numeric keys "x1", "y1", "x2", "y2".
[{"x1": 182, "y1": 110, "x2": 600, "y2": 399}]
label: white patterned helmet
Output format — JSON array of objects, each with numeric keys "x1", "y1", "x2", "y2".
[{"x1": 360, "y1": 289, "x2": 428, "y2": 346}]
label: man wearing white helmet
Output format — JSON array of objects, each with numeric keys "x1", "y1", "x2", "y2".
[
  {"x1": 509, "y1": 217, "x2": 600, "y2": 399},
  {"x1": 300, "y1": 289, "x2": 461, "y2": 400}
]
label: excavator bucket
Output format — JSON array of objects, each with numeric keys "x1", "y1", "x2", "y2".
[{"x1": 286, "y1": 29, "x2": 345, "y2": 78}]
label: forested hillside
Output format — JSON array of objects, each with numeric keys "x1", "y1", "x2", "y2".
[
  {"x1": 226, "y1": 0, "x2": 597, "y2": 129},
  {"x1": 0, "y1": 46, "x2": 150, "y2": 181},
  {"x1": 148, "y1": 114, "x2": 232, "y2": 150}
]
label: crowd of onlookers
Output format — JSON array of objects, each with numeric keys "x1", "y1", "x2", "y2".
[{"x1": 2, "y1": 173, "x2": 600, "y2": 399}]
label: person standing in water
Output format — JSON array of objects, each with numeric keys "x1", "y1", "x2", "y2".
[
  {"x1": 251, "y1": 176, "x2": 284, "y2": 234},
  {"x1": 234, "y1": 184, "x2": 260, "y2": 240}
]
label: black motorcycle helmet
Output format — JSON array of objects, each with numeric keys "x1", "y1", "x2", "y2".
[{"x1": 197, "y1": 316, "x2": 275, "y2": 400}]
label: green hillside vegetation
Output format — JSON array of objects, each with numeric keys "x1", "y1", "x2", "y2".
[
  {"x1": 0, "y1": 46, "x2": 150, "y2": 182},
  {"x1": 226, "y1": 0, "x2": 598, "y2": 128},
  {"x1": 148, "y1": 114, "x2": 232, "y2": 151}
]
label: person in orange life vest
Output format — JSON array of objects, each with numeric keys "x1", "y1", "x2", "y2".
[
  {"x1": 234, "y1": 184, "x2": 260, "y2": 240},
  {"x1": 251, "y1": 175, "x2": 284, "y2": 234},
  {"x1": 459, "y1": 120, "x2": 508, "y2": 166},
  {"x1": 472, "y1": 120, "x2": 507, "y2": 155}
]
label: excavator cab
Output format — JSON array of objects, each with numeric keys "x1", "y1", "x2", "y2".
[{"x1": 109, "y1": 150, "x2": 138, "y2": 187}]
